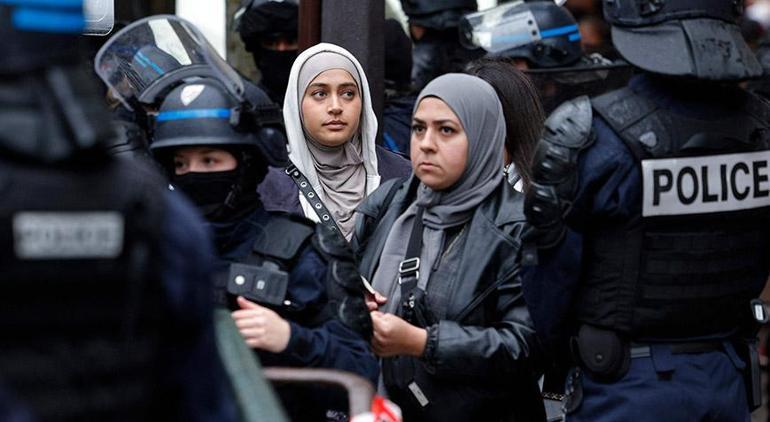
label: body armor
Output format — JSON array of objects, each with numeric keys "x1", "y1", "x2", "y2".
[
  {"x1": 221, "y1": 213, "x2": 372, "y2": 341},
  {"x1": 527, "y1": 86, "x2": 770, "y2": 339},
  {"x1": 0, "y1": 154, "x2": 170, "y2": 419}
]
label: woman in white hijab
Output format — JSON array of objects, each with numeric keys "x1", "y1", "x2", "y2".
[{"x1": 259, "y1": 43, "x2": 411, "y2": 240}]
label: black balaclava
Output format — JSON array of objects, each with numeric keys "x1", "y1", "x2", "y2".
[
  {"x1": 255, "y1": 48, "x2": 297, "y2": 103},
  {"x1": 170, "y1": 146, "x2": 268, "y2": 223},
  {"x1": 238, "y1": 1, "x2": 298, "y2": 103}
]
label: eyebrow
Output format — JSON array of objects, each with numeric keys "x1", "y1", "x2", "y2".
[
  {"x1": 412, "y1": 117, "x2": 458, "y2": 126},
  {"x1": 307, "y1": 82, "x2": 359, "y2": 89}
]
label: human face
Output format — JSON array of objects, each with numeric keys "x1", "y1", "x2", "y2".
[
  {"x1": 410, "y1": 97, "x2": 469, "y2": 191},
  {"x1": 301, "y1": 68, "x2": 362, "y2": 147},
  {"x1": 172, "y1": 146, "x2": 238, "y2": 175},
  {"x1": 260, "y1": 36, "x2": 298, "y2": 51}
]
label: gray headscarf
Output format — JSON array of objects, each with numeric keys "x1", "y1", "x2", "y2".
[
  {"x1": 297, "y1": 51, "x2": 367, "y2": 239},
  {"x1": 371, "y1": 73, "x2": 506, "y2": 312}
]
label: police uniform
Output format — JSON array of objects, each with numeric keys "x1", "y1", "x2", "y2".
[
  {"x1": 149, "y1": 71, "x2": 378, "y2": 420},
  {"x1": 0, "y1": 3, "x2": 236, "y2": 420},
  {"x1": 523, "y1": 1, "x2": 770, "y2": 420}
]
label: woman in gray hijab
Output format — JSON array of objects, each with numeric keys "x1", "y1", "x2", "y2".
[{"x1": 352, "y1": 73, "x2": 546, "y2": 422}]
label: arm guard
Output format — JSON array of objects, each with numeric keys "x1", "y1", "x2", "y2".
[{"x1": 523, "y1": 96, "x2": 595, "y2": 262}]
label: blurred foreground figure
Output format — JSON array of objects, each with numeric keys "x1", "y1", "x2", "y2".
[
  {"x1": 0, "y1": 2, "x2": 236, "y2": 420},
  {"x1": 523, "y1": 0, "x2": 770, "y2": 421}
]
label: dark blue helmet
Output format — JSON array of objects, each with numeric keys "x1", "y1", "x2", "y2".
[
  {"x1": 604, "y1": 0, "x2": 763, "y2": 80},
  {"x1": 152, "y1": 78, "x2": 288, "y2": 167},
  {"x1": 460, "y1": 1, "x2": 583, "y2": 68},
  {"x1": 0, "y1": 0, "x2": 86, "y2": 74}
]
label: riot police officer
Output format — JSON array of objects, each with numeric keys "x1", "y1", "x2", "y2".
[
  {"x1": 523, "y1": 0, "x2": 770, "y2": 420},
  {"x1": 460, "y1": 0, "x2": 632, "y2": 113},
  {"x1": 235, "y1": 0, "x2": 299, "y2": 104},
  {"x1": 0, "y1": 2, "x2": 236, "y2": 420},
  {"x1": 400, "y1": 0, "x2": 483, "y2": 90},
  {"x1": 149, "y1": 77, "x2": 378, "y2": 421}
]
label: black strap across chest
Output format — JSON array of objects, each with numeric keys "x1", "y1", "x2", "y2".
[
  {"x1": 399, "y1": 206, "x2": 425, "y2": 300},
  {"x1": 285, "y1": 163, "x2": 343, "y2": 234}
]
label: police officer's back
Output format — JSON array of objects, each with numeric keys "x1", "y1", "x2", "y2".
[
  {"x1": 523, "y1": 1, "x2": 770, "y2": 420},
  {"x1": 0, "y1": 2, "x2": 235, "y2": 420}
]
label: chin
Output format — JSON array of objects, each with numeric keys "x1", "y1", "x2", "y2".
[
  {"x1": 315, "y1": 134, "x2": 351, "y2": 147},
  {"x1": 417, "y1": 175, "x2": 447, "y2": 191}
]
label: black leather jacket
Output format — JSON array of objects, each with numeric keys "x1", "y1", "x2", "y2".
[{"x1": 352, "y1": 177, "x2": 546, "y2": 422}]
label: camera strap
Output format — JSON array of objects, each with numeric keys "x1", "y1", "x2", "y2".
[{"x1": 399, "y1": 206, "x2": 425, "y2": 317}]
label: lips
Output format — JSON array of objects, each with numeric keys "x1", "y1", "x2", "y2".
[{"x1": 323, "y1": 120, "x2": 347, "y2": 130}]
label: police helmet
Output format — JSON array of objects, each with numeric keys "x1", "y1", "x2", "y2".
[
  {"x1": 151, "y1": 78, "x2": 288, "y2": 167},
  {"x1": 235, "y1": 0, "x2": 298, "y2": 50},
  {"x1": 604, "y1": 0, "x2": 763, "y2": 81},
  {"x1": 0, "y1": 0, "x2": 85, "y2": 74},
  {"x1": 460, "y1": 1, "x2": 583, "y2": 69}
]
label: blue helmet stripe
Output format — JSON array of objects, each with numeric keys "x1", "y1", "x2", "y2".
[
  {"x1": 568, "y1": 32, "x2": 582, "y2": 42},
  {"x1": 540, "y1": 24, "x2": 579, "y2": 39},
  {"x1": 12, "y1": 7, "x2": 84, "y2": 33},
  {"x1": 157, "y1": 109, "x2": 232, "y2": 122},
  {"x1": 0, "y1": 0, "x2": 82, "y2": 8}
]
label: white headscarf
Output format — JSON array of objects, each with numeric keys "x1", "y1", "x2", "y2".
[{"x1": 283, "y1": 43, "x2": 381, "y2": 238}]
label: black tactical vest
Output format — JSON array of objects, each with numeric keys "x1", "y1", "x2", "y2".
[
  {"x1": 578, "y1": 86, "x2": 770, "y2": 339},
  {"x1": 0, "y1": 154, "x2": 170, "y2": 419},
  {"x1": 218, "y1": 213, "x2": 373, "y2": 341}
]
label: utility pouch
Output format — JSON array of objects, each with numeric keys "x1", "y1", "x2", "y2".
[
  {"x1": 573, "y1": 325, "x2": 630, "y2": 382},
  {"x1": 226, "y1": 262, "x2": 288, "y2": 307}
]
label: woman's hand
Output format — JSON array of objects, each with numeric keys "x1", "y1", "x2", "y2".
[
  {"x1": 365, "y1": 290, "x2": 388, "y2": 312},
  {"x1": 231, "y1": 296, "x2": 291, "y2": 353},
  {"x1": 370, "y1": 311, "x2": 428, "y2": 357}
]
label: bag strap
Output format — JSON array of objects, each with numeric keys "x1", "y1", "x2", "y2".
[
  {"x1": 398, "y1": 206, "x2": 425, "y2": 307},
  {"x1": 285, "y1": 163, "x2": 343, "y2": 235}
]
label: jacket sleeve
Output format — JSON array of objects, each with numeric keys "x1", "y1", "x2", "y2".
[
  {"x1": 422, "y1": 267, "x2": 544, "y2": 381},
  {"x1": 283, "y1": 320, "x2": 379, "y2": 385},
  {"x1": 267, "y1": 246, "x2": 380, "y2": 385}
]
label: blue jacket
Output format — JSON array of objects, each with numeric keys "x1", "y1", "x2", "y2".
[
  {"x1": 382, "y1": 94, "x2": 417, "y2": 156},
  {"x1": 209, "y1": 207, "x2": 379, "y2": 383},
  {"x1": 258, "y1": 145, "x2": 412, "y2": 216}
]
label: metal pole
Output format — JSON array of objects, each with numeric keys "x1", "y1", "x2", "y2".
[{"x1": 321, "y1": 0, "x2": 385, "y2": 143}]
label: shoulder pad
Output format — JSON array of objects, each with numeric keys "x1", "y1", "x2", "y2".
[
  {"x1": 252, "y1": 213, "x2": 315, "y2": 261},
  {"x1": 311, "y1": 223, "x2": 356, "y2": 263},
  {"x1": 542, "y1": 96, "x2": 593, "y2": 149}
]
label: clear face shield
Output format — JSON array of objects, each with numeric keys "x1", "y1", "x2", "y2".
[
  {"x1": 83, "y1": 0, "x2": 114, "y2": 35},
  {"x1": 94, "y1": 15, "x2": 244, "y2": 111},
  {"x1": 459, "y1": 1, "x2": 541, "y2": 54}
]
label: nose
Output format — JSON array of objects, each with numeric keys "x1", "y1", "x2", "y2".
[
  {"x1": 417, "y1": 127, "x2": 438, "y2": 153},
  {"x1": 328, "y1": 94, "x2": 343, "y2": 115}
]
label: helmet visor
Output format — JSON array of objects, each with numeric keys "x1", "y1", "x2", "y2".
[
  {"x1": 94, "y1": 15, "x2": 244, "y2": 110},
  {"x1": 460, "y1": 1, "x2": 543, "y2": 53},
  {"x1": 84, "y1": 0, "x2": 114, "y2": 36}
]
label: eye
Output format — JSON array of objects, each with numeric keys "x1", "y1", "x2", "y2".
[
  {"x1": 203, "y1": 156, "x2": 218, "y2": 166},
  {"x1": 440, "y1": 126, "x2": 456, "y2": 135},
  {"x1": 311, "y1": 90, "x2": 327, "y2": 99},
  {"x1": 173, "y1": 158, "x2": 185, "y2": 169},
  {"x1": 411, "y1": 124, "x2": 425, "y2": 134},
  {"x1": 341, "y1": 90, "x2": 356, "y2": 99}
]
